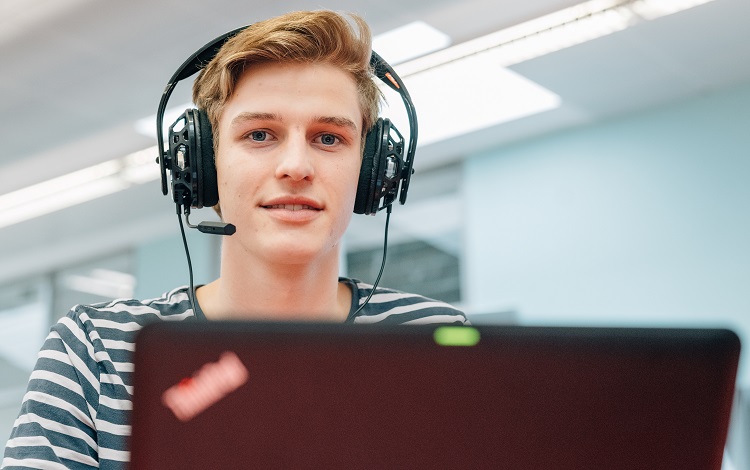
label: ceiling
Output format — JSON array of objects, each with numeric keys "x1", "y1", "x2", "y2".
[{"x1": 1, "y1": 0, "x2": 749, "y2": 284}]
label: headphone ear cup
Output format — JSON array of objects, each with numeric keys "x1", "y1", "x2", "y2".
[
  {"x1": 193, "y1": 109, "x2": 219, "y2": 208},
  {"x1": 354, "y1": 118, "x2": 384, "y2": 215}
]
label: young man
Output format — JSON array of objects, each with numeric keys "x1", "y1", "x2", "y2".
[{"x1": 2, "y1": 10, "x2": 466, "y2": 469}]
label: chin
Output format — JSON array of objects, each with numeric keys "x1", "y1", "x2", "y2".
[{"x1": 258, "y1": 237, "x2": 339, "y2": 265}]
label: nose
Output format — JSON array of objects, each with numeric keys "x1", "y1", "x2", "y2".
[{"x1": 275, "y1": 132, "x2": 315, "y2": 182}]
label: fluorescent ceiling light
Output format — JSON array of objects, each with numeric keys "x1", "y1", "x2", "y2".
[
  {"x1": 380, "y1": 0, "x2": 716, "y2": 145},
  {"x1": 372, "y1": 21, "x2": 451, "y2": 66},
  {"x1": 397, "y1": 0, "x2": 718, "y2": 76},
  {"x1": 0, "y1": 146, "x2": 159, "y2": 229},
  {"x1": 383, "y1": 58, "x2": 561, "y2": 147}
]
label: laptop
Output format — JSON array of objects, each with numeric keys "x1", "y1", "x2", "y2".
[{"x1": 129, "y1": 322, "x2": 740, "y2": 469}]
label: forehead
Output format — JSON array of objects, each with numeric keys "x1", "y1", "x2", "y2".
[{"x1": 220, "y1": 61, "x2": 362, "y2": 130}]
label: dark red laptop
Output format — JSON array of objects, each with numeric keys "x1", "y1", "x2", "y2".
[{"x1": 130, "y1": 322, "x2": 740, "y2": 469}]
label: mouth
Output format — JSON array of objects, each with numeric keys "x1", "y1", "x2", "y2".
[{"x1": 262, "y1": 204, "x2": 322, "y2": 211}]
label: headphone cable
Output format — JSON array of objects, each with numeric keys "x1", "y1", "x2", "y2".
[
  {"x1": 177, "y1": 209, "x2": 198, "y2": 315},
  {"x1": 352, "y1": 204, "x2": 392, "y2": 317}
]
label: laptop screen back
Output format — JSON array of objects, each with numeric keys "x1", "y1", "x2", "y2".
[{"x1": 130, "y1": 323, "x2": 740, "y2": 469}]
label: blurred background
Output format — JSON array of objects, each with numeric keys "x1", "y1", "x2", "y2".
[{"x1": 1, "y1": 0, "x2": 748, "y2": 466}]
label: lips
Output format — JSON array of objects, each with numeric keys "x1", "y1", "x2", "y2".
[
  {"x1": 260, "y1": 198, "x2": 323, "y2": 223},
  {"x1": 263, "y1": 204, "x2": 321, "y2": 211},
  {"x1": 260, "y1": 196, "x2": 323, "y2": 216}
]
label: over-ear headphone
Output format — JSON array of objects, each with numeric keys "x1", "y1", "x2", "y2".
[{"x1": 156, "y1": 25, "x2": 418, "y2": 234}]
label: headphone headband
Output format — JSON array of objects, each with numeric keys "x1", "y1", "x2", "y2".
[{"x1": 156, "y1": 26, "x2": 246, "y2": 196}]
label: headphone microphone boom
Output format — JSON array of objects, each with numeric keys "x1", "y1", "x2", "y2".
[{"x1": 156, "y1": 25, "x2": 418, "y2": 236}]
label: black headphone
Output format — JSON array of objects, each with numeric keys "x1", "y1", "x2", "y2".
[{"x1": 156, "y1": 25, "x2": 418, "y2": 234}]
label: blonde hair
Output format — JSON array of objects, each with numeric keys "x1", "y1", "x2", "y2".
[{"x1": 193, "y1": 10, "x2": 381, "y2": 148}]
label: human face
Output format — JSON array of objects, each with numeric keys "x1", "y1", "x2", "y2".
[{"x1": 215, "y1": 62, "x2": 363, "y2": 266}]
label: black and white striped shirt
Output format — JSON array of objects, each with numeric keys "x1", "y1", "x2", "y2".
[{"x1": 2, "y1": 279, "x2": 466, "y2": 469}]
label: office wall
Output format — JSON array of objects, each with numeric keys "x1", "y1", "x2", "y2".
[
  {"x1": 464, "y1": 81, "x2": 750, "y2": 388},
  {"x1": 134, "y1": 227, "x2": 220, "y2": 300}
]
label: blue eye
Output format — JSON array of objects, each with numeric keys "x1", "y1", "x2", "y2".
[
  {"x1": 319, "y1": 134, "x2": 338, "y2": 145},
  {"x1": 250, "y1": 131, "x2": 268, "y2": 141}
]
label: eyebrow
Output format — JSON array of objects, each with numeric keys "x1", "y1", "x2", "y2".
[
  {"x1": 229, "y1": 112, "x2": 358, "y2": 134},
  {"x1": 314, "y1": 115, "x2": 359, "y2": 134},
  {"x1": 229, "y1": 112, "x2": 280, "y2": 129}
]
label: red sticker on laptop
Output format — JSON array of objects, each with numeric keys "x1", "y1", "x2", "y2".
[{"x1": 161, "y1": 351, "x2": 249, "y2": 422}]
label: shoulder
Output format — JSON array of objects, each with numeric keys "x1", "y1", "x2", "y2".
[
  {"x1": 71, "y1": 285, "x2": 195, "y2": 323},
  {"x1": 3, "y1": 289, "x2": 196, "y2": 467},
  {"x1": 55, "y1": 285, "x2": 197, "y2": 347},
  {"x1": 345, "y1": 278, "x2": 467, "y2": 325}
]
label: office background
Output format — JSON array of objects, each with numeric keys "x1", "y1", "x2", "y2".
[{"x1": 1, "y1": 0, "x2": 748, "y2": 467}]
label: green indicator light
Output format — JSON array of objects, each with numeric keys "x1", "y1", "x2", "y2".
[{"x1": 433, "y1": 326, "x2": 480, "y2": 347}]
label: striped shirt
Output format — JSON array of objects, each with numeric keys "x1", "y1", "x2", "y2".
[{"x1": 2, "y1": 279, "x2": 466, "y2": 469}]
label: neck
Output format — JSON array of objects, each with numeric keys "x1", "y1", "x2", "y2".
[{"x1": 196, "y1": 242, "x2": 350, "y2": 322}]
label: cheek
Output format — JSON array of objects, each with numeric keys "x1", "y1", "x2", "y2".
[
  {"x1": 334, "y1": 164, "x2": 362, "y2": 229},
  {"x1": 216, "y1": 159, "x2": 253, "y2": 217},
  {"x1": 341, "y1": 157, "x2": 364, "y2": 198}
]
